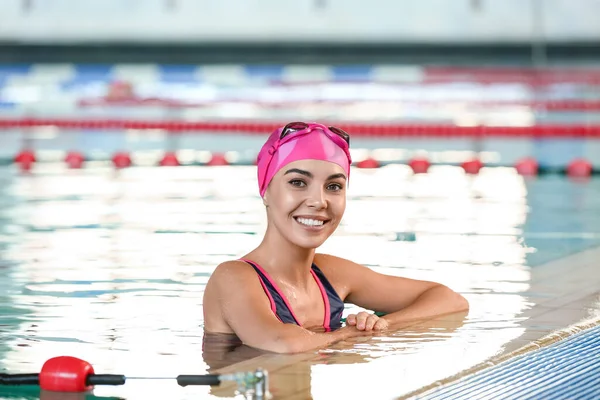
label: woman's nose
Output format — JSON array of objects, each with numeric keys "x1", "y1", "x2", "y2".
[{"x1": 306, "y1": 186, "x2": 326, "y2": 209}]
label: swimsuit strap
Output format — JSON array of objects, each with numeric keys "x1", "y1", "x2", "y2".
[
  {"x1": 241, "y1": 259, "x2": 344, "y2": 330},
  {"x1": 310, "y1": 264, "x2": 345, "y2": 331},
  {"x1": 241, "y1": 259, "x2": 300, "y2": 325}
]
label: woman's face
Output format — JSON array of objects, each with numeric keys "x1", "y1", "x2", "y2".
[{"x1": 264, "y1": 159, "x2": 347, "y2": 249}]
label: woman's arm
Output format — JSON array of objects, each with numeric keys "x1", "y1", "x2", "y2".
[
  {"x1": 204, "y1": 261, "x2": 368, "y2": 353},
  {"x1": 376, "y1": 284, "x2": 469, "y2": 326},
  {"x1": 315, "y1": 254, "x2": 469, "y2": 326}
]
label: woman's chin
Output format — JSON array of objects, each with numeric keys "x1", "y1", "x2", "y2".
[
  {"x1": 291, "y1": 236, "x2": 329, "y2": 250},
  {"x1": 280, "y1": 222, "x2": 336, "y2": 249}
]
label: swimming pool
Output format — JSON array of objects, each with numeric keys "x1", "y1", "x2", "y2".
[{"x1": 1, "y1": 160, "x2": 599, "y2": 399}]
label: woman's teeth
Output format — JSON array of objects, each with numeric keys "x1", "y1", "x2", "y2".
[{"x1": 296, "y1": 217, "x2": 325, "y2": 227}]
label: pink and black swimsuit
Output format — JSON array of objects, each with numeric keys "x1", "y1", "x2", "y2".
[{"x1": 241, "y1": 259, "x2": 344, "y2": 331}]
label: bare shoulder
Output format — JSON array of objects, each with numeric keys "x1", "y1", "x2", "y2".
[
  {"x1": 206, "y1": 259, "x2": 257, "y2": 290},
  {"x1": 203, "y1": 259, "x2": 265, "y2": 333},
  {"x1": 211, "y1": 259, "x2": 254, "y2": 276},
  {"x1": 314, "y1": 253, "x2": 366, "y2": 273},
  {"x1": 204, "y1": 259, "x2": 261, "y2": 311},
  {"x1": 313, "y1": 253, "x2": 368, "y2": 298}
]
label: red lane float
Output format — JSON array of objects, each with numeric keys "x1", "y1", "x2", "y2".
[
  {"x1": 1, "y1": 118, "x2": 600, "y2": 138},
  {"x1": 207, "y1": 153, "x2": 229, "y2": 166},
  {"x1": 39, "y1": 356, "x2": 94, "y2": 392},
  {"x1": 14, "y1": 150, "x2": 36, "y2": 171},
  {"x1": 515, "y1": 157, "x2": 539, "y2": 176},
  {"x1": 111, "y1": 152, "x2": 132, "y2": 168},
  {"x1": 356, "y1": 158, "x2": 380, "y2": 169},
  {"x1": 9, "y1": 150, "x2": 597, "y2": 177},
  {"x1": 408, "y1": 158, "x2": 431, "y2": 174},
  {"x1": 461, "y1": 159, "x2": 484, "y2": 174},
  {"x1": 567, "y1": 158, "x2": 593, "y2": 178},
  {"x1": 0, "y1": 356, "x2": 264, "y2": 394},
  {"x1": 65, "y1": 151, "x2": 85, "y2": 169},
  {"x1": 159, "y1": 151, "x2": 180, "y2": 166}
]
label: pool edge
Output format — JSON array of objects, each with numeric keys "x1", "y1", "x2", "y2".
[{"x1": 397, "y1": 315, "x2": 600, "y2": 400}]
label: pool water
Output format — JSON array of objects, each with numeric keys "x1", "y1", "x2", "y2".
[{"x1": 0, "y1": 163, "x2": 599, "y2": 399}]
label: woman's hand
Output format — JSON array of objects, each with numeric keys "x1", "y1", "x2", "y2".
[{"x1": 345, "y1": 311, "x2": 389, "y2": 331}]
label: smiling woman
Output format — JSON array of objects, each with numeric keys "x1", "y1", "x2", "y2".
[{"x1": 202, "y1": 122, "x2": 469, "y2": 354}]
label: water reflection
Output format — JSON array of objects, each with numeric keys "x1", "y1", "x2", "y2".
[
  {"x1": 0, "y1": 165, "x2": 599, "y2": 399},
  {"x1": 202, "y1": 333, "x2": 268, "y2": 373}
]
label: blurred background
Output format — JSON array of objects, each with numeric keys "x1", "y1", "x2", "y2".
[
  {"x1": 0, "y1": 0, "x2": 599, "y2": 170},
  {"x1": 1, "y1": 2, "x2": 600, "y2": 399},
  {"x1": 0, "y1": 0, "x2": 599, "y2": 171}
]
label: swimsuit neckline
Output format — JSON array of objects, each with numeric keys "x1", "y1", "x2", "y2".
[{"x1": 240, "y1": 259, "x2": 332, "y2": 331}]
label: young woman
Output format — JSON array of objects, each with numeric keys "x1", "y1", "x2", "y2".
[{"x1": 203, "y1": 122, "x2": 469, "y2": 353}]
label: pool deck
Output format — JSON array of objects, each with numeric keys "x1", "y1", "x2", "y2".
[{"x1": 208, "y1": 245, "x2": 600, "y2": 399}]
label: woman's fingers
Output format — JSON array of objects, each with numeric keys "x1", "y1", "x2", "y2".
[
  {"x1": 364, "y1": 314, "x2": 379, "y2": 331},
  {"x1": 356, "y1": 312, "x2": 370, "y2": 330},
  {"x1": 373, "y1": 318, "x2": 389, "y2": 331},
  {"x1": 346, "y1": 312, "x2": 383, "y2": 331},
  {"x1": 346, "y1": 314, "x2": 357, "y2": 326}
]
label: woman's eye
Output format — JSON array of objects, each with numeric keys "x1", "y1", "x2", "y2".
[
  {"x1": 289, "y1": 179, "x2": 306, "y2": 187},
  {"x1": 327, "y1": 183, "x2": 343, "y2": 191}
]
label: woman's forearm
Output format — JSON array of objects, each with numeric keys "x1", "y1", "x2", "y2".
[
  {"x1": 257, "y1": 324, "x2": 363, "y2": 354},
  {"x1": 381, "y1": 285, "x2": 469, "y2": 325}
]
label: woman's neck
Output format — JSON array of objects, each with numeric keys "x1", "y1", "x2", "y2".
[{"x1": 248, "y1": 227, "x2": 315, "y2": 289}]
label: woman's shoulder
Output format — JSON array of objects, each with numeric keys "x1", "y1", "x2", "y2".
[
  {"x1": 314, "y1": 253, "x2": 363, "y2": 268},
  {"x1": 207, "y1": 259, "x2": 257, "y2": 287},
  {"x1": 313, "y1": 253, "x2": 368, "y2": 299},
  {"x1": 314, "y1": 253, "x2": 368, "y2": 278}
]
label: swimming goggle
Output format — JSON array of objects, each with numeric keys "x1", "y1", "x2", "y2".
[{"x1": 279, "y1": 122, "x2": 350, "y2": 145}]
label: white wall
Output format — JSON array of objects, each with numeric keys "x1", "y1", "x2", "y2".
[{"x1": 0, "y1": 0, "x2": 599, "y2": 43}]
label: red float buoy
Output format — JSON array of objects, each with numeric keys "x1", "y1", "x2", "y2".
[
  {"x1": 14, "y1": 150, "x2": 36, "y2": 172},
  {"x1": 461, "y1": 159, "x2": 483, "y2": 174},
  {"x1": 207, "y1": 153, "x2": 229, "y2": 166},
  {"x1": 357, "y1": 157, "x2": 380, "y2": 169},
  {"x1": 65, "y1": 151, "x2": 85, "y2": 169},
  {"x1": 112, "y1": 152, "x2": 132, "y2": 169},
  {"x1": 159, "y1": 151, "x2": 180, "y2": 166},
  {"x1": 408, "y1": 157, "x2": 430, "y2": 174},
  {"x1": 566, "y1": 158, "x2": 592, "y2": 178},
  {"x1": 0, "y1": 356, "x2": 254, "y2": 391},
  {"x1": 515, "y1": 157, "x2": 539, "y2": 176},
  {"x1": 39, "y1": 356, "x2": 95, "y2": 393}
]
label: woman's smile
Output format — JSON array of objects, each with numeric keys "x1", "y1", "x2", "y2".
[{"x1": 293, "y1": 215, "x2": 331, "y2": 231}]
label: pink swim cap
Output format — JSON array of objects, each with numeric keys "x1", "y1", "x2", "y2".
[{"x1": 257, "y1": 122, "x2": 352, "y2": 197}]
